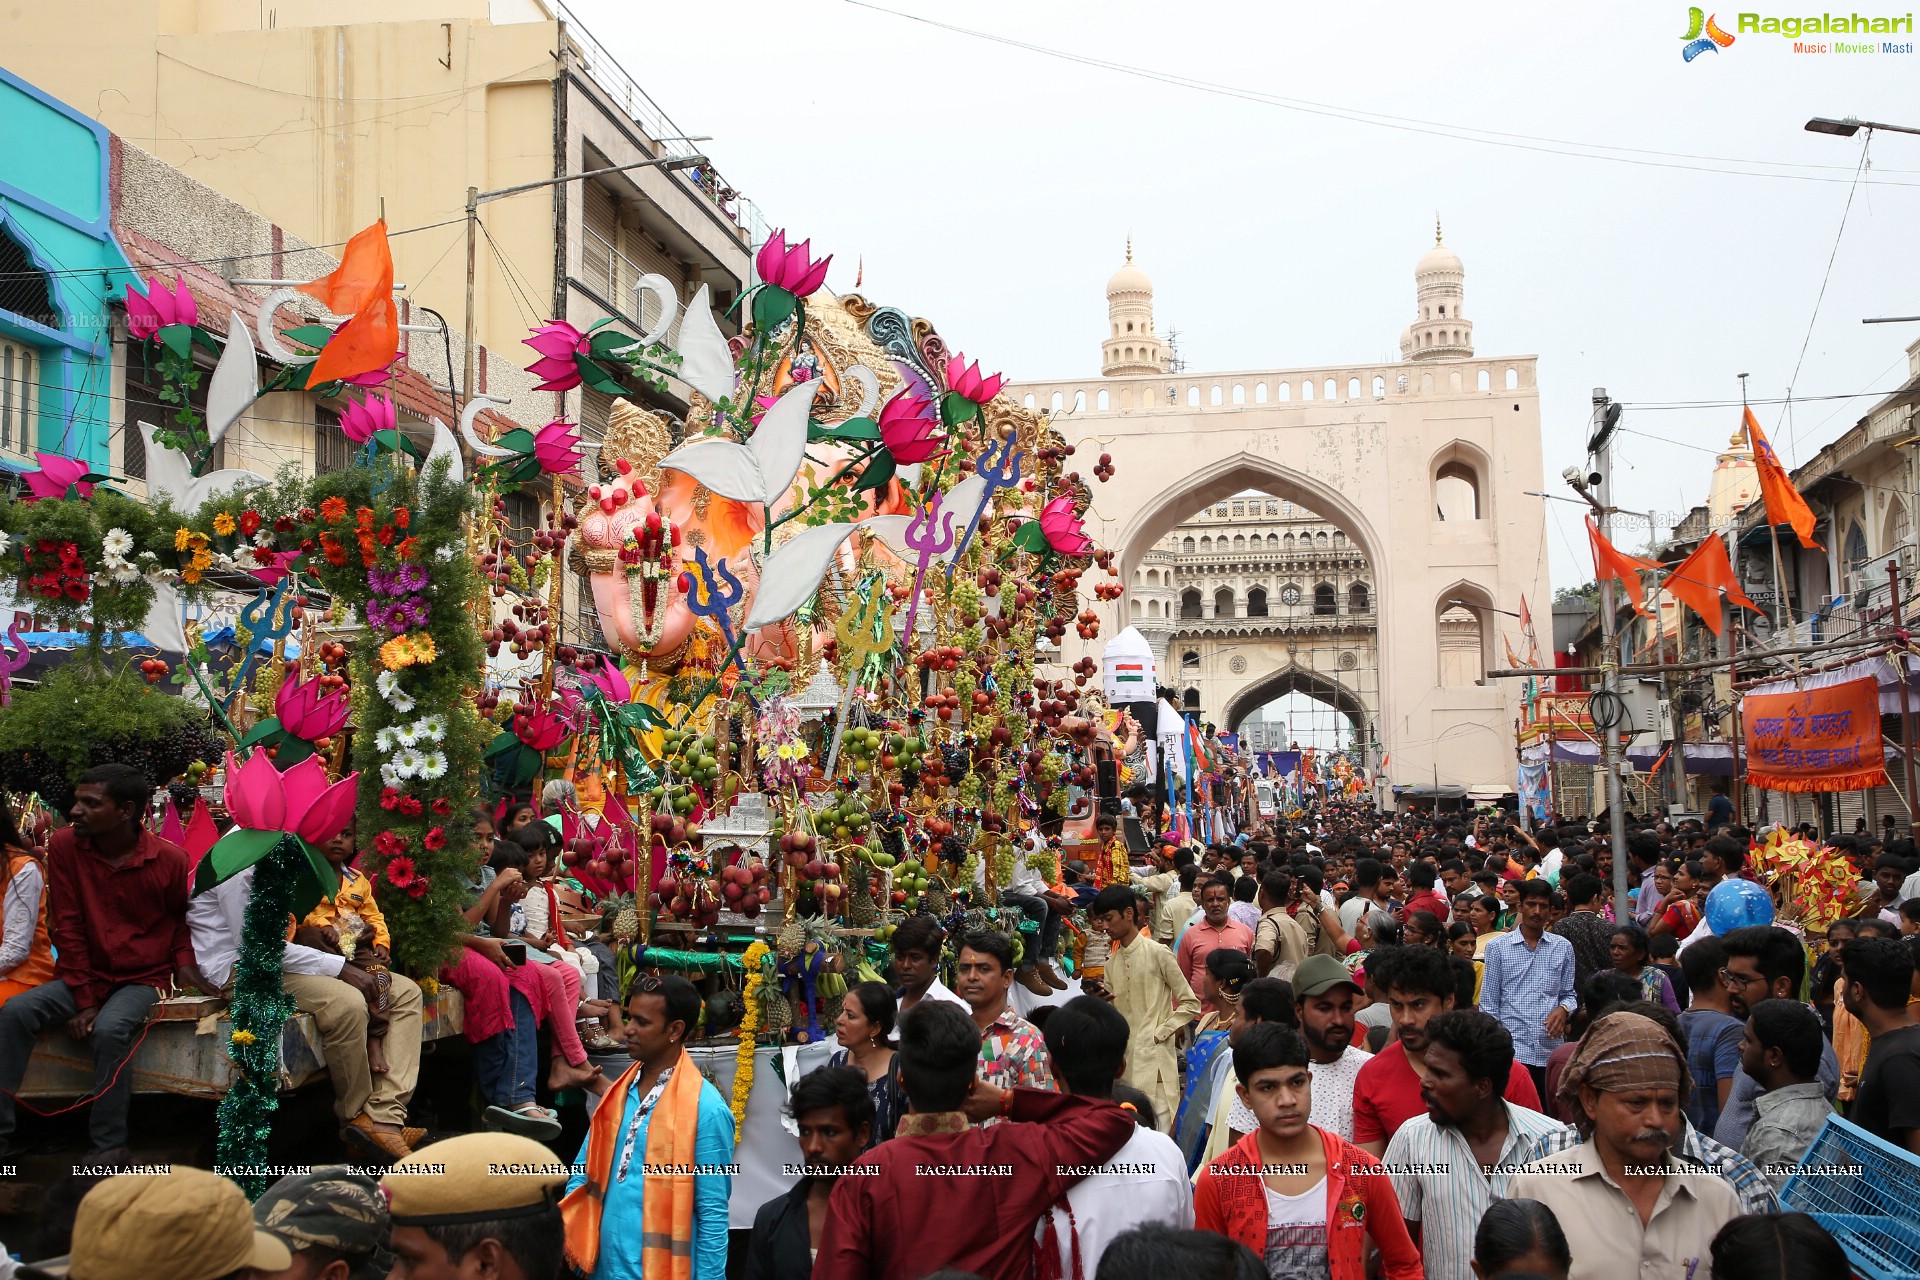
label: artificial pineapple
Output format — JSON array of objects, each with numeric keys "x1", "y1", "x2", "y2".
[{"x1": 775, "y1": 916, "x2": 807, "y2": 962}]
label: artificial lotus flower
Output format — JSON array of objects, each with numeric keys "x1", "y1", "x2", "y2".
[
  {"x1": 222, "y1": 749, "x2": 359, "y2": 847},
  {"x1": 876, "y1": 390, "x2": 945, "y2": 463},
  {"x1": 338, "y1": 391, "x2": 396, "y2": 446},
  {"x1": 249, "y1": 550, "x2": 302, "y2": 587},
  {"x1": 586, "y1": 654, "x2": 632, "y2": 704},
  {"x1": 22, "y1": 452, "x2": 95, "y2": 502},
  {"x1": 754, "y1": 230, "x2": 831, "y2": 298},
  {"x1": 524, "y1": 320, "x2": 590, "y2": 392},
  {"x1": 275, "y1": 672, "x2": 350, "y2": 743},
  {"x1": 512, "y1": 706, "x2": 571, "y2": 752},
  {"x1": 533, "y1": 419, "x2": 582, "y2": 475},
  {"x1": 124, "y1": 275, "x2": 198, "y2": 341},
  {"x1": 944, "y1": 352, "x2": 1005, "y2": 406},
  {"x1": 1039, "y1": 495, "x2": 1093, "y2": 556}
]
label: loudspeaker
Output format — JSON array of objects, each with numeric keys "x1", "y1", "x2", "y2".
[{"x1": 1097, "y1": 758, "x2": 1119, "y2": 798}]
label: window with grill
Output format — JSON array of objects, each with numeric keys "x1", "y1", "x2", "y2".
[
  {"x1": 0, "y1": 340, "x2": 35, "y2": 457},
  {"x1": 583, "y1": 181, "x2": 620, "y2": 301},
  {"x1": 580, "y1": 387, "x2": 613, "y2": 438},
  {"x1": 0, "y1": 227, "x2": 57, "y2": 329},
  {"x1": 502, "y1": 491, "x2": 541, "y2": 556},
  {"x1": 315, "y1": 407, "x2": 353, "y2": 475}
]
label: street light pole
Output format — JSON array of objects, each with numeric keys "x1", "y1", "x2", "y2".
[
  {"x1": 1806, "y1": 115, "x2": 1920, "y2": 137},
  {"x1": 1572, "y1": 387, "x2": 1632, "y2": 911},
  {"x1": 460, "y1": 151, "x2": 707, "y2": 410}
]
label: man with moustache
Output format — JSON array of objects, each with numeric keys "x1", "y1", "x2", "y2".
[
  {"x1": 1381, "y1": 1010, "x2": 1564, "y2": 1280},
  {"x1": 1504, "y1": 1011, "x2": 1743, "y2": 1280},
  {"x1": 1289, "y1": 955, "x2": 1374, "y2": 1142},
  {"x1": 746, "y1": 1066, "x2": 874, "y2": 1280}
]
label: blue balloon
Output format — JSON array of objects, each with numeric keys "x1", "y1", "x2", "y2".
[{"x1": 1704, "y1": 877, "x2": 1775, "y2": 935}]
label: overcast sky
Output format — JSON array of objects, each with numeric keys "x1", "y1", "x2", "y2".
[{"x1": 573, "y1": 0, "x2": 1920, "y2": 596}]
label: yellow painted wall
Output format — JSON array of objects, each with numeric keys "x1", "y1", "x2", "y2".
[{"x1": 0, "y1": 3, "x2": 559, "y2": 359}]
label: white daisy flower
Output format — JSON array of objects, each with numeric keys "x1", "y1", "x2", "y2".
[
  {"x1": 390, "y1": 747, "x2": 428, "y2": 779},
  {"x1": 417, "y1": 714, "x2": 447, "y2": 742},
  {"x1": 380, "y1": 762, "x2": 403, "y2": 789},
  {"x1": 102, "y1": 528, "x2": 134, "y2": 558},
  {"x1": 138, "y1": 550, "x2": 159, "y2": 562},
  {"x1": 434, "y1": 545, "x2": 456, "y2": 562},
  {"x1": 419, "y1": 751, "x2": 448, "y2": 781},
  {"x1": 390, "y1": 691, "x2": 416, "y2": 714},
  {"x1": 111, "y1": 564, "x2": 140, "y2": 584},
  {"x1": 375, "y1": 726, "x2": 400, "y2": 753},
  {"x1": 376, "y1": 670, "x2": 417, "y2": 713},
  {"x1": 394, "y1": 723, "x2": 421, "y2": 749},
  {"x1": 0, "y1": 532, "x2": 11, "y2": 556}
]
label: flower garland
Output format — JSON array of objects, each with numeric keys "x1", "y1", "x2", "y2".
[{"x1": 734, "y1": 939, "x2": 773, "y2": 1140}]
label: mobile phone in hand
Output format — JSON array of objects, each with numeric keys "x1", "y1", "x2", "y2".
[{"x1": 500, "y1": 939, "x2": 527, "y2": 967}]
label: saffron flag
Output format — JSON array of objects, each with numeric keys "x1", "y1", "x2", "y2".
[
  {"x1": 1744, "y1": 407, "x2": 1822, "y2": 551},
  {"x1": 299, "y1": 220, "x2": 398, "y2": 386},
  {"x1": 1586, "y1": 516, "x2": 1662, "y2": 617},
  {"x1": 1661, "y1": 534, "x2": 1759, "y2": 636}
]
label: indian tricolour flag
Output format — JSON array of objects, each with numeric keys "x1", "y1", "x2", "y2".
[{"x1": 1101, "y1": 625, "x2": 1158, "y2": 704}]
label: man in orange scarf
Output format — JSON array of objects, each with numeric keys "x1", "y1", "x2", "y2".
[{"x1": 563, "y1": 974, "x2": 736, "y2": 1280}]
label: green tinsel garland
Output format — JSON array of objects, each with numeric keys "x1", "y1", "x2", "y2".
[{"x1": 214, "y1": 837, "x2": 301, "y2": 1197}]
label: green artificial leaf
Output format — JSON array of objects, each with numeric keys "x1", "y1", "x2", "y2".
[
  {"x1": 491, "y1": 428, "x2": 536, "y2": 456},
  {"x1": 237, "y1": 717, "x2": 283, "y2": 749},
  {"x1": 290, "y1": 840, "x2": 343, "y2": 919},
  {"x1": 283, "y1": 324, "x2": 334, "y2": 351},
  {"x1": 1011, "y1": 520, "x2": 1052, "y2": 555},
  {"x1": 574, "y1": 354, "x2": 628, "y2": 396},
  {"x1": 371, "y1": 429, "x2": 426, "y2": 460},
  {"x1": 940, "y1": 391, "x2": 978, "y2": 430},
  {"x1": 588, "y1": 329, "x2": 640, "y2": 359},
  {"x1": 273, "y1": 737, "x2": 317, "y2": 766},
  {"x1": 751, "y1": 285, "x2": 798, "y2": 333},
  {"x1": 853, "y1": 451, "x2": 897, "y2": 493},
  {"x1": 159, "y1": 324, "x2": 194, "y2": 361},
  {"x1": 813, "y1": 416, "x2": 880, "y2": 442},
  {"x1": 586, "y1": 316, "x2": 620, "y2": 334},
  {"x1": 190, "y1": 327, "x2": 223, "y2": 354},
  {"x1": 193, "y1": 827, "x2": 288, "y2": 895},
  {"x1": 484, "y1": 730, "x2": 522, "y2": 761}
]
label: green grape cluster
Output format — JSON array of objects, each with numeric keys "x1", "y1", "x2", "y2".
[
  {"x1": 958, "y1": 773, "x2": 983, "y2": 806},
  {"x1": 949, "y1": 578, "x2": 982, "y2": 621},
  {"x1": 992, "y1": 842, "x2": 1016, "y2": 886}
]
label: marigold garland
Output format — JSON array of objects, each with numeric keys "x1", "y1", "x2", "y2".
[{"x1": 733, "y1": 940, "x2": 773, "y2": 1140}]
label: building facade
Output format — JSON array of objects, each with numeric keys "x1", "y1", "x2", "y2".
[{"x1": 1014, "y1": 229, "x2": 1550, "y2": 797}]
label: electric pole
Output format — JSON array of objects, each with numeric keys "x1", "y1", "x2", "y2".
[{"x1": 1585, "y1": 388, "x2": 1631, "y2": 911}]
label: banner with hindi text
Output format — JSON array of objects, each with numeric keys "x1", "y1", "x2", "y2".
[{"x1": 1742, "y1": 675, "x2": 1887, "y2": 793}]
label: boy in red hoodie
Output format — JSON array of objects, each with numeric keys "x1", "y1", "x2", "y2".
[{"x1": 1193, "y1": 1022, "x2": 1424, "y2": 1280}]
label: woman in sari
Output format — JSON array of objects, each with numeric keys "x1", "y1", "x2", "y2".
[{"x1": 1173, "y1": 948, "x2": 1254, "y2": 1171}]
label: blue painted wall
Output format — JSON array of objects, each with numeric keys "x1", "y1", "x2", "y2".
[{"x1": 0, "y1": 65, "x2": 135, "y2": 471}]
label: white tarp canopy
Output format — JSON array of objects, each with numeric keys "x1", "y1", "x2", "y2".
[{"x1": 1102, "y1": 625, "x2": 1157, "y2": 705}]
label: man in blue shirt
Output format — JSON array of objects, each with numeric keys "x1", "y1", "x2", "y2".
[
  {"x1": 1479, "y1": 878, "x2": 1576, "y2": 1101},
  {"x1": 563, "y1": 974, "x2": 736, "y2": 1280}
]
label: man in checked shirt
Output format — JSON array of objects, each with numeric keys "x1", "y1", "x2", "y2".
[{"x1": 954, "y1": 929, "x2": 1055, "y2": 1118}]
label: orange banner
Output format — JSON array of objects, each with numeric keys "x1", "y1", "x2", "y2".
[{"x1": 1743, "y1": 676, "x2": 1887, "y2": 793}]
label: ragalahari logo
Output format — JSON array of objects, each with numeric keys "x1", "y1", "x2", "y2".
[{"x1": 1681, "y1": 8, "x2": 1738, "y2": 58}]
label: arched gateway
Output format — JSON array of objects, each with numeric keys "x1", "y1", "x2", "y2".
[{"x1": 1012, "y1": 226, "x2": 1550, "y2": 797}]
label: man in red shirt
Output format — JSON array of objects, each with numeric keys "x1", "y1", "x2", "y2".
[
  {"x1": 1351, "y1": 945, "x2": 1540, "y2": 1155},
  {"x1": 0, "y1": 765, "x2": 205, "y2": 1158},
  {"x1": 814, "y1": 999, "x2": 1135, "y2": 1280},
  {"x1": 1174, "y1": 877, "x2": 1254, "y2": 1014},
  {"x1": 1403, "y1": 861, "x2": 1450, "y2": 925}
]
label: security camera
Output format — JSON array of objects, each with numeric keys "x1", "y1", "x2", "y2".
[
  {"x1": 1561, "y1": 466, "x2": 1586, "y2": 487},
  {"x1": 1587, "y1": 472, "x2": 1603, "y2": 489}
]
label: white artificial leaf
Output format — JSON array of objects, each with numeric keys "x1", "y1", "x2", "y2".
[
  {"x1": 747, "y1": 380, "x2": 816, "y2": 505},
  {"x1": 138, "y1": 421, "x2": 269, "y2": 509},
  {"x1": 424, "y1": 417, "x2": 464, "y2": 487},
  {"x1": 895, "y1": 463, "x2": 922, "y2": 488},
  {"x1": 659, "y1": 437, "x2": 764, "y2": 502},
  {"x1": 205, "y1": 312, "x2": 258, "y2": 447},
  {"x1": 632, "y1": 274, "x2": 680, "y2": 347},
  {"x1": 742, "y1": 522, "x2": 862, "y2": 632},
  {"x1": 674, "y1": 284, "x2": 736, "y2": 405},
  {"x1": 936, "y1": 475, "x2": 988, "y2": 562},
  {"x1": 254, "y1": 287, "x2": 316, "y2": 365},
  {"x1": 859, "y1": 514, "x2": 914, "y2": 561},
  {"x1": 141, "y1": 578, "x2": 187, "y2": 655},
  {"x1": 845, "y1": 364, "x2": 881, "y2": 418},
  {"x1": 460, "y1": 394, "x2": 517, "y2": 457}
]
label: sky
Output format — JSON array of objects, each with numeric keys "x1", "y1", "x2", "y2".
[{"x1": 569, "y1": 0, "x2": 1920, "y2": 595}]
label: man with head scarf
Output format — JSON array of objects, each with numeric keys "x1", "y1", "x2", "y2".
[{"x1": 1501, "y1": 1011, "x2": 1743, "y2": 1280}]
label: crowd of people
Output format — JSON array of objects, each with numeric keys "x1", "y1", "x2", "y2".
[{"x1": 0, "y1": 766, "x2": 1914, "y2": 1280}]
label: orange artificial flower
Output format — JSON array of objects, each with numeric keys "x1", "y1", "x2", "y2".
[{"x1": 319, "y1": 497, "x2": 348, "y2": 523}]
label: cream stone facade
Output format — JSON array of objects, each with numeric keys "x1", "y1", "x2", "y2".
[{"x1": 1014, "y1": 232, "x2": 1550, "y2": 794}]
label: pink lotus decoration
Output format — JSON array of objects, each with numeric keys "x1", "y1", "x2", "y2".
[
  {"x1": 524, "y1": 320, "x2": 589, "y2": 393},
  {"x1": 512, "y1": 706, "x2": 571, "y2": 752},
  {"x1": 755, "y1": 230, "x2": 831, "y2": 298},
  {"x1": 586, "y1": 655, "x2": 632, "y2": 703},
  {"x1": 877, "y1": 390, "x2": 945, "y2": 463},
  {"x1": 275, "y1": 672, "x2": 350, "y2": 742},
  {"x1": 223, "y1": 749, "x2": 359, "y2": 847},
  {"x1": 125, "y1": 275, "x2": 198, "y2": 341},
  {"x1": 534, "y1": 419, "x2": 582, "y2": 475},
  {"x1": 944, "y1": 352, "x2": 1005, "y2": 406},
  {"x1": 22, "y1": 453, "x2": 95, "y2": 501},
  {"x1": 250, "y1": 550, "x2": 302, "y2": 586},
  {"x1": 1039, "y1": 495, "x2": 1093, "y2": 556},
  {"x1": 338, "y1": 391, "x2": 396, "y2": 446}
]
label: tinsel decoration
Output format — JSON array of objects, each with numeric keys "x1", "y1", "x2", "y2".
[{"x1": 214, "y1": 835, "x2": 302, "y2": 1197}]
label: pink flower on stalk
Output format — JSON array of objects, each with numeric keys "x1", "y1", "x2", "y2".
[
  {"x1": 512, "y1": 706, "x2": 571, "y2": 752},
  {"x1": 338, "y1": 392, "x2": 396, "y2": 445},
  {"x1": 22, "y1": 453, "x2": 94, "y2": 501},
  {"x1": 249, "y1": 550, "x2": 302, "y2": 586},
  {"x1": 754, "y1": 230, "x2": 831, "y2": 298},
  {"x1": 524, "y1": 320, "x2": 589, "y2": 392},
  {"x1": 534, "y1": 419, "x2": 582, "y2": 475},
  {"x1": 1038, "y1": 495, "x2": 1093, "y2": 556},
  {"x1": 943, "y1": 352, "x2": 1005, "y2": 406},
  {"x1": 221, "y1": 749, "x2": 359, "y2": 846},
  {"x1": 587, "y1": 655, "x2": 632, "y2": 704},
  {"x1": 275, "y1": 672, "x2": 350, "y2": 742},
  {"x1": 124, "y1": 275, "x2": 198, "y2": 340},
  {"x1": 876, "y1": 390, "x2": 945, "y2": 463}
]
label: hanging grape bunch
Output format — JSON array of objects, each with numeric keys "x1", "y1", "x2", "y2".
[{"x1": 650, "y1": 727, "x2": 720, "y2": 819}]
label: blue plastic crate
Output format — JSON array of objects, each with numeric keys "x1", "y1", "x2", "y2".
[{"x1": 1780, "y1": 1114, "x2": 1920, "y2": 1280}]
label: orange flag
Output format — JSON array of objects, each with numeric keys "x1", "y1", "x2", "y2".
[
  {"x1": 1661, "y1": 533, "x2": 1759, "y2": 635},
  {"x1": 298, "y1": 220, "x2": 397, "y2": 386},
  {"x1": 1587, "y1": 515, "x2": 1661, "y2": 616},
  {"x1": 1744, "y1": 407, "x2": 1822, "y2": 550}
]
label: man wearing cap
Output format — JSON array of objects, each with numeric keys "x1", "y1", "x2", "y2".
[
  {"x1": 1287, "y1": 954, "x2": 1374, "y2": 1142},
  {"x1": 1502, "y1": 1010, "x2": 1742, "y2": 1280},
  {"x1": 20, "y1": 1167, "x2": 290, "y2": 1280},
  {"x1": 384, "y1": 1131, "x2": 567, "y2": 1280},
  {"x1": 252, "y1": 1167, "x2": 390, "y2": 1280}
]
